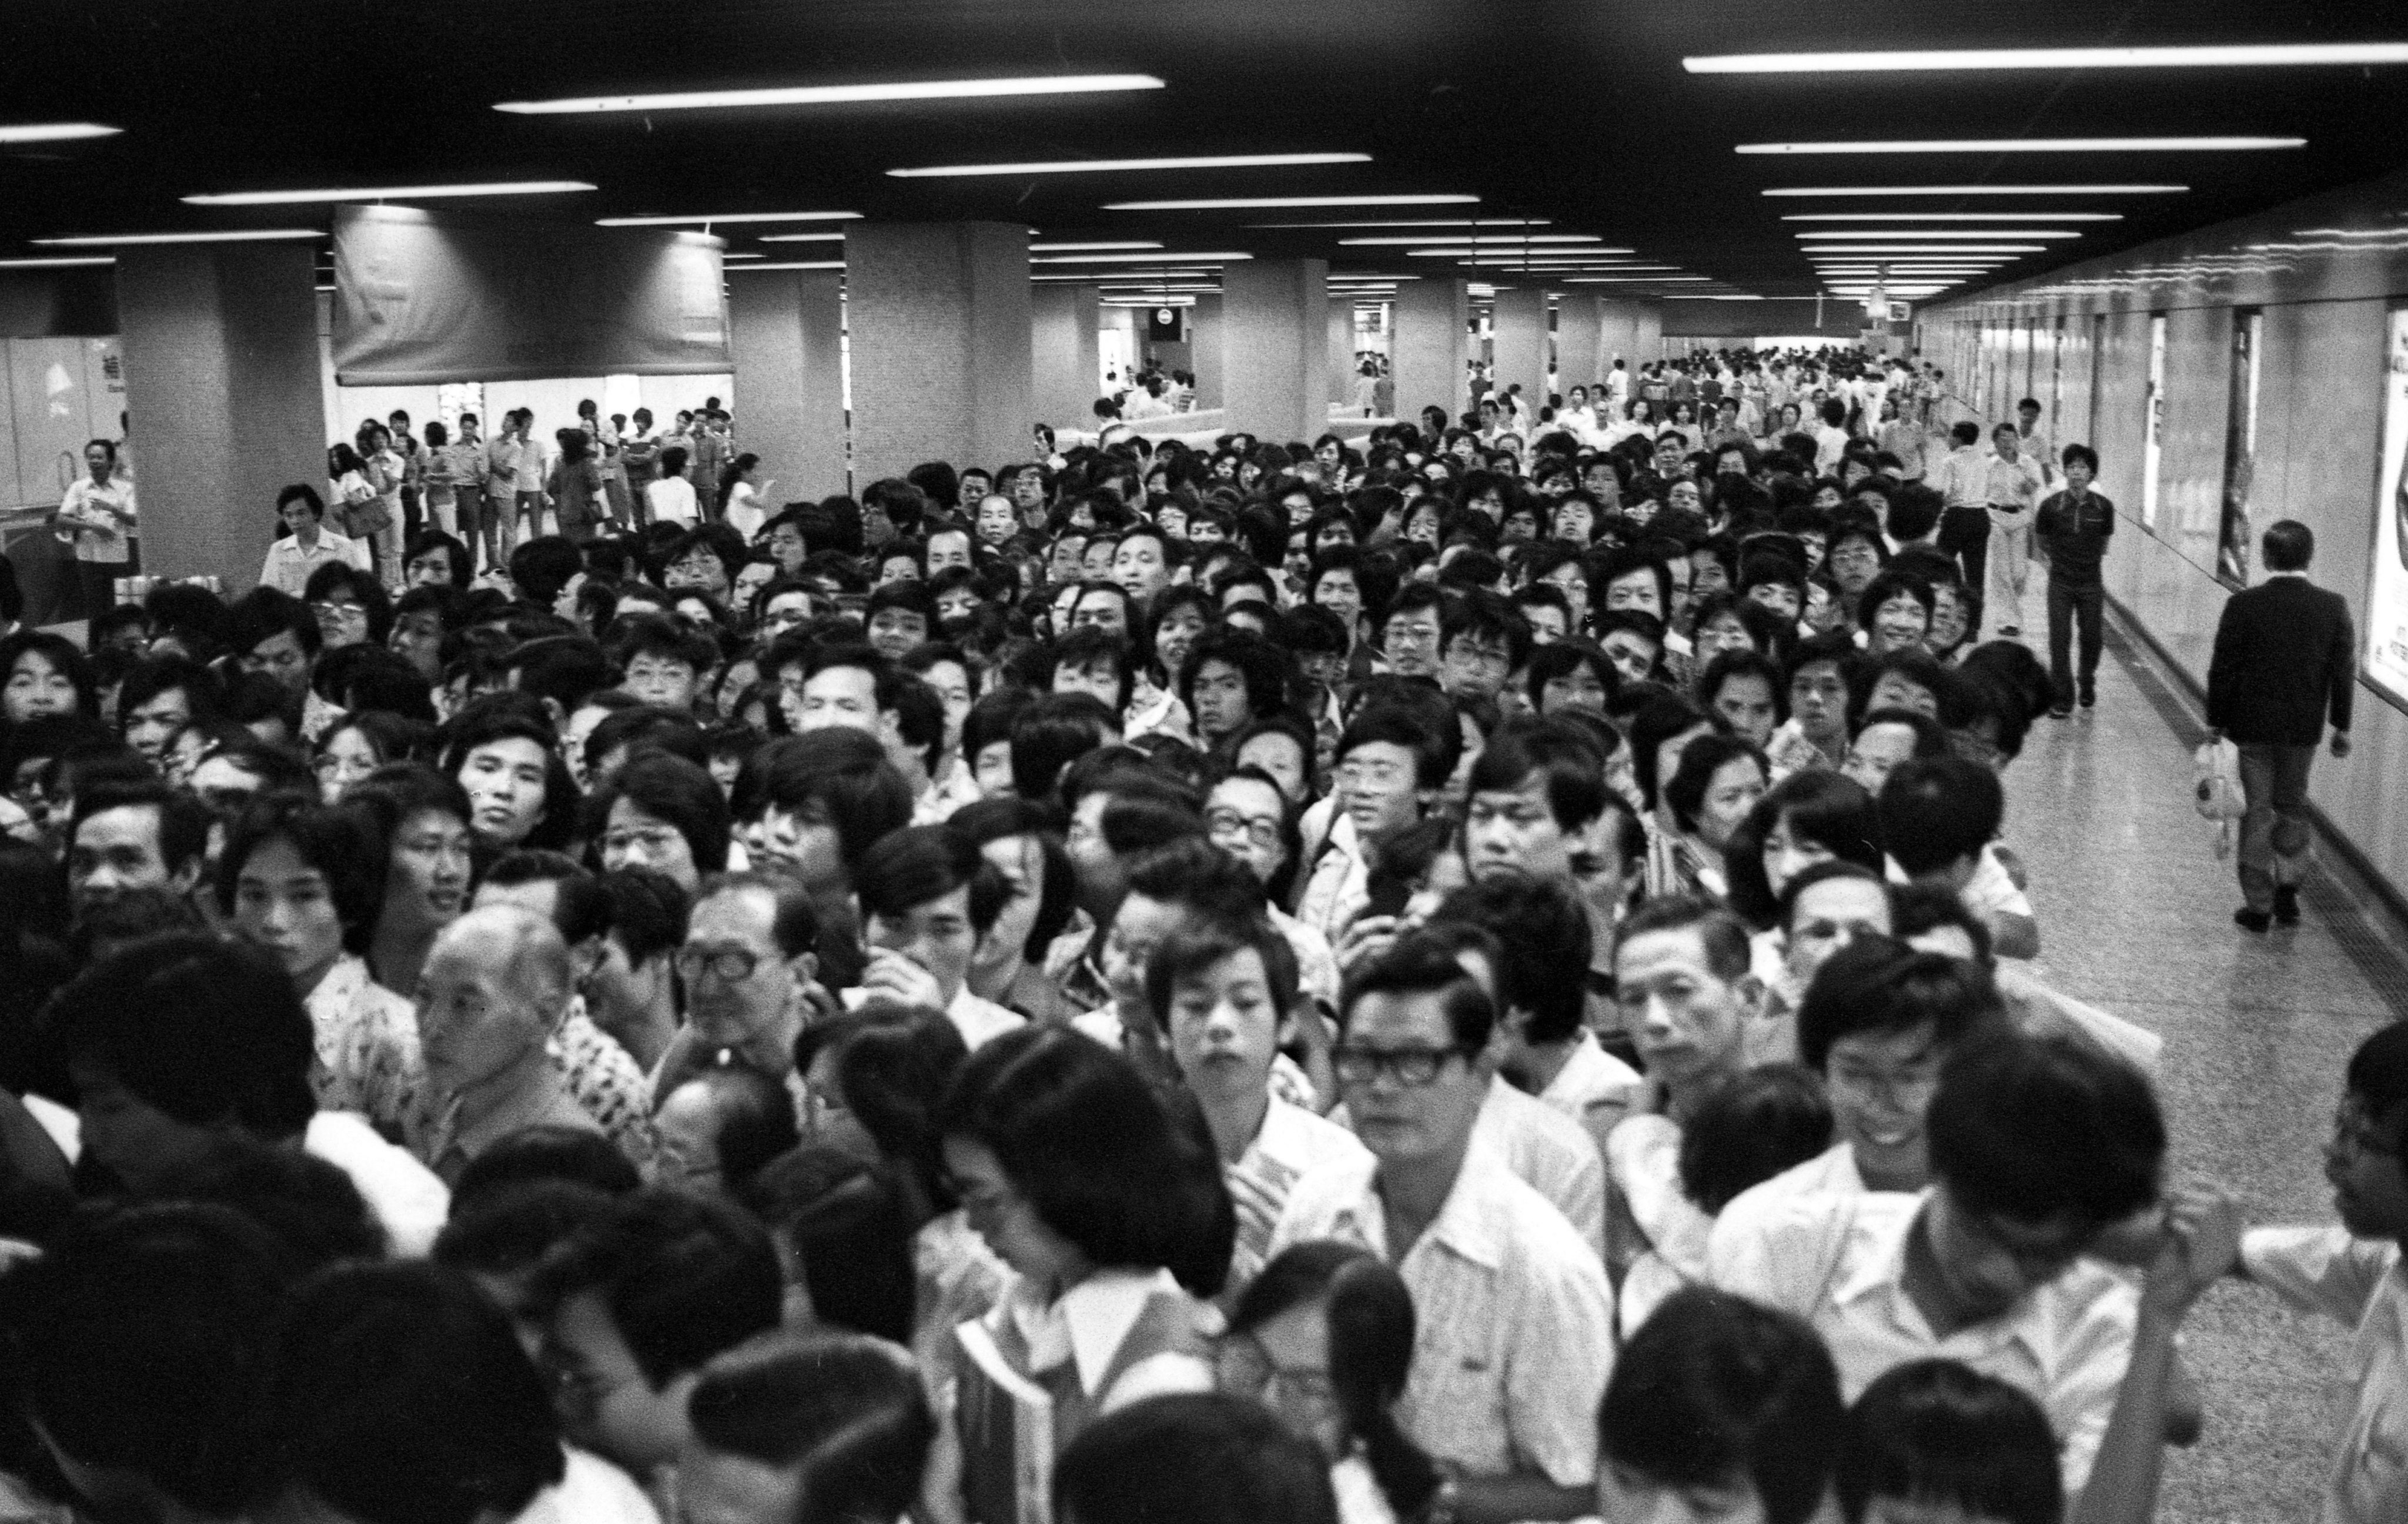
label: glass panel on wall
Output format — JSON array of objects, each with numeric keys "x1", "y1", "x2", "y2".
[
  {"x1": 2048, "y1": 317, "x2": 2066, "y2": 436},
  {"x1": 2141, "y1": 313, "x2": 2168, "y2": 532},
  {"x1": 2087, "y1": 313, "x2": 2107, "y2": 446},
  {"x1": 2360, "y1": 308, "x2": 2408, "y2": 712},
  {"x1": 2216, "y1": 312, "x2": 2263, "y2": 587}
]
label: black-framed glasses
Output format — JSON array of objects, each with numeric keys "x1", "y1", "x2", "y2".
[
  {"x1": 1331, "y1": 1043, "x2": 1468, "y2": 1088},
  {"x1": 674, "y1": 946, "x2": 761, "y2": 983}
]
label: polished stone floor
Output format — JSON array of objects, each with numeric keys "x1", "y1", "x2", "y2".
[{"x1": 2000, "y1": 602, "x2": 2393, "y2": 1523}]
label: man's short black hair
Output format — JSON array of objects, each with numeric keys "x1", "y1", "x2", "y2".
[
  {"x1": 1877, "y1": 757, "x2": 2003, "y2": 877},
  {"x1": 1837, "y1": 1359, "x2": 2062, "y2": 1524},
  {"x1": 532, "y1": 1187, "x2": 784, "y2": 1389},
  {"x1": 1599, "y1": 1287, "x2": 1844, "y2": 1524},
  {"x1": 583, "y1": 751, "x2": 731, "y2": 875},
  {"x1": 854, "y1": 823, "x2": 1004, "y2": 937},
  {"x1": 1339, "y1": 930, "x2": 1496, "y2": 1052},
  {"x1": 451, "y1": 1126, "x2": 644, "y2": 1214},
  {"x1": 689, "y1": 1331, "x2": 935, "y2": 1524},
  {"x1": 70, "y1": 775, "x2": 210, "y2": 880},
  {"x1": 1928, "y1": 1031, "x2": 2164, "y2": 1228},
  {"x1": 1677, "y1": 1066, "x2": 1834, "y2": 1214},
  {"x1": 1619, "y1": 893, "x2": 1754, "y2": 983},
  {"x1": 745, "y1": 730, "x2": 913, "y2": 870},
  {"x1": 216, "y1": 796, "x2": 387, "y2": 954},
  {"x1": 1797, "y1": 933, "x2": 2009, "y2": 1073},
  {"x1": 2262, "y1": 518, "x2": 2314, "y2": 572},
  {"x1": 1055, "y1": 1394, "x2": 1338, "y2": 1524},
  {"x1": 1464, "y1": 715, "x2": 1609, "y2": 832},
  {"x1": 1427, "y1": 875, "x2": 1591, "y2": 1045}
]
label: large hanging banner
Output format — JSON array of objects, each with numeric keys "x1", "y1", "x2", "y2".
[{"x1": 330, "y1": 205, "x2": 730, "y2": 384}]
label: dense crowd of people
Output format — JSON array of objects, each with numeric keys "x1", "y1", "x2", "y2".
[{"x1": 0, "y1": 343, "x2": 2389, "y2": 1524}]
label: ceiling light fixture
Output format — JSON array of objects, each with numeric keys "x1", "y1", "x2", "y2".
[
  {"x1": 34, "y1": 229, "x2": 322, "y2": 246},
  {"x1": 1103, "y1": 194, "x2": 1478, "y2": 210},
  {"x1": 1781, "y1": 211, "x2": 2121, "y2": 222},
  {"x1": 0, "y1": 122, "x2": 120, "y2": 145},
  {"x1": 184, "y1": 180, "x2": 594, "y2": 205},
  {"x1": 1032, "y1": 250, "x2": 1252, "y2": 264},
  {"x1": 1028, "y1": 241, "x2": 1163, "y2": 251},
  {"x1": 890, "y1": 152, "x2": 1365, "y2": 177},
  {"x1": 1690, "y1": 43, "x2": 2408, "y2": 73},
  {"x1": 1802, "y1": 243, "x2": 2045, "y2": 253},
  {"x1": 1249, "y1": 219, "x2": 1550, "y2": 229},
  {"x1": 725, "y1": 260, "x2": 845, "y2": 271},
  {"x1": 499, "y1": 73, "x2": 1162, "y2": 115},
  {"x1": 1764, "y1": 184, "x2": 2183, "y2": 196},
  {"x1": 1340, "y1": 234, "x2": 1602, "y2": 246},
  {"x1": 1562, "y1": 276, "x2": 1714, "y2": 283},
  {"x1": 1739, "y1": 137, "x2": 2303, "y2": 154},
  {"x1": 0, "y1": 256, "x2": 115, "y2": 267},
  {"x1": 756, "y1": 232, "x2": 847, "y2": 243},
  {"x1": 597, "y1": 212, "x2": 859, "y2": 226},
  {"x1": 1797, "y1": 229, "x2": 2077, "y2": 240}
]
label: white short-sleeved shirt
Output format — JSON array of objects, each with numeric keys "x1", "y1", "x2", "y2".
[
  {"x1": 1269, "y1": 1142, "x2": 1616, "y2": 1486},
  {"x1": 646, "y1": 475, "x2": 698, "y2": 525},
  {"x1": 1228, "y1": 1096, "x2": 1372, "y2": 1287},
  {"x1": 1709, "y1": 1188, "x2": 2135, "y2": 1496},
  {"x1": 1475, "y1": 1074, "x2": 1607, "y2": 1260},
  {"x1": 2241, "y1": 1226, "x2": 2408, "y2": 1524}
]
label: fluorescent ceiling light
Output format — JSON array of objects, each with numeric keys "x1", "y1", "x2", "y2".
[
  {"x1": 1782, "y1": 211, "x2": 2120, "y2": 222},
  {"x1": 1032, "y1": 251, "x2": 1251, "y2": 264},
  {"x1": 0, "y1": 123, "x2": 119, "y2": 145},
  {"x1": 721, "y1": 252, "x2": 767, "y2": 259},
  {"x1": 890, "y1": 152, "x2": 1364, "y2": 177},
  {"x1": 1699, "y1": 294, "x2": 1768, "y2": 300},
  {"x1": 1340, "y1": 234, "x2": 1600, "y2": 246},
  {"x1": 727, "y1": 260, "x2": 844, "y2": 271},
  {"x1": 0, "y1": 256, "x2": 114, "y2": 267},
  {"x1": 1804, "y1": 243, "x2": 2045, "y2": 253},
  {"x1": 1798, "y1": 229, "x2": 2076, "y2": 240},
  {"x1": 1690, "y1": 43, "x2": 2408, "y2": 73},
  {"x1": 35, "y1": 229, "x2": 322, "y2": 246},
  {"x1": 1028, "y1": 241, "x2": 1162, "y2": 251},
  {"x1": 1104, "y1": 194, "x2": 1479, "y2": 210},
  {"x1": 756, "y1": 233, "x2": 847, "y2": 244},
  {"x1": 598, "y1": 212, "x2": 859, "y2": 226},
  {"x1": 499, "y1": 73, "x2": 1162, "y2": 114},
  {"x1": 1764, "y1": 184, "x2": 2182, "y2": 196},
  {"x1": 1564, "y1": 276, "x2": 1714, "y2": 283},
  {"x1": 185, "y1": 180, "x2": 594, "y2": 205},
  {"x1": 1738, "y1": 137, "x2": 2302, "y2": 154},
  {"x1": 1250, "y1": 219, "x2": 1549, "y2": 229}
]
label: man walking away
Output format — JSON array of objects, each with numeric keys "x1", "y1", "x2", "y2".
[{"x1": 2206, "y1": 520, "x2": 2354, "y2": 933}]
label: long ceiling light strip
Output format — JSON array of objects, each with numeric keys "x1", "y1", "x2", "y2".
[
  {"x1": 1032, "y1": 251, "x2": 1252, "y2": 264},
  {"x1": 1764, "y1": 184, "x2": 2183, "y2": 196},
  {"x1": 598, "y1": 212, "x2": 860, "y2": 226},
  {"x1": 0, "y1": 122, "x2": 119, "y2": 144},
  {"x1": 890, "y1": 152, "x2": 1364, "y2": 177},
  {"x1": 35, "y1": 229, "x2": 322, "y2": 246},
  {"x1": 1782, "y1": 212, "x2": 2120, "y2": 222},
  {"x1": 725, "y1": 261, "x2": 845, "y2": 272},
  {"x1": 1028, "y1": 241, "x2": 1162, "y2": 251},
  {"x1": 1802, "y1": 243, "x2": 2045, "y2": 252},
  {"x1": 1339, "y1": 234, "x2": 1601, "y2": 246},
  {"x1": 1738, "y1": 137, "x2": 2302, "y2": 154},
  {"x1": 1690, "y1": 44, "x2": 2408, "y2": 73},
  {"x1": 1797, "y1": 229, "x2": 2078, "y2": 239},
  {"x1": 1104, "y1": 195, "x2": 1478, "y2": 210},
  {"x1": 185, "y1": 181, "x2": 593, "y2": 205},
  {"x1": 498, "y1": 73, "x2": 1163, "y2": 115}
]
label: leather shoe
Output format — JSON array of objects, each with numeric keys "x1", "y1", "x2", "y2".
[
  {"x1": 2273, "y1": 885, "x2": 2302, "y2": 926},
  {"x1": 2235, "y1": 907, "x2": 2272, "y2": 933}
]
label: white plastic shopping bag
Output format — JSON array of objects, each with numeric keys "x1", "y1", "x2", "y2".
[{"x1": 2194, "y1": 738, "x2": 2245, "y2": 859}]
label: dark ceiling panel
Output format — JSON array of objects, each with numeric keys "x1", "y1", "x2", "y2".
[{"x1": 5, "y1": 0, "x2": 2406, "y2": 301}]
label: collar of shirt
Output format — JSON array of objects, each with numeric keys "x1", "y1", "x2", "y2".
[
  {"x1": 1004, "y1": 1266, "x2": 1184, "y2": 1394},
  {"x1": 1335, "y1": 1139, "x2": 1516, "y2": 1274},
  {"x1": 1540, "y1": 1031, "x2": 1642, "y2": 1111},
  {"x1": 1829, "y1": 1190, "x2": 2065, "y2": 1368}
]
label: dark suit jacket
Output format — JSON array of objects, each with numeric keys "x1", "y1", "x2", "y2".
[{"x1": 2206, "y1": 575, "x2": 2356, "y2": 746}]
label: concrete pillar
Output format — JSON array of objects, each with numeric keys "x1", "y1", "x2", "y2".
[
  {"x1": 1393, "y1": 278, "x2": 1469, "y2": 427},
  {"x1": 727, "y1": 270, "x2": 846, "y2": 502},
  {"x1": 1223, "y1": 259, "x2": 1329, "y2": 444},
  {"x1": 844, "y1": 222, "x2": 1031, "y2": 481},
  {"x1": 1189, "y1": 295, "x2": 1223, "y2": 410},
  {"x1": 1555, "y1": 293, "x2": 1603, "y2": 398},
  {"x1": 1329, "y1": 301, "x2": 1356, "y2": 410},
  {"x1": 116, "y1": 243, "x2": 326, "y2": 594},
  {"x1": 1030, "y1": 285, "x2": 1099, "y2": 437},
  {"x1": 1633, "y1": 302, "x2": 1664, "y2": 366},
  {"x1": 1491, "y1": 288, "x2": 1548, "y2": 422},
  {"x1": 1598, "y1": 299, "x2": 1643, "y2": 372}
]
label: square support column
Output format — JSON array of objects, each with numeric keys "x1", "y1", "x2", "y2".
[
  {"x1": 1031, "y1": 285, "x2": 1099, "y2": 436},
  {"x1": 845, "y1": 222, "x2": 1031, "y2": 481},
  {"x1": 1555, "y1": 293, "x2": 1603, "y2": 398},
  {"x1": 116, "y1": 243, "x2": 326, "y2": 593},
  {"x1": 1393, "y1": 278, "x2": 1469, "y2": 427},
  {"x1": 1223, "y1": 260, "x2": 1328, "y2": 444},
  {"x1": 1188, "y1": 295, "x2": 1223, "y2": 410},
  {"x1": 1329, "y1": 300, "x2": 1357, "y2": 410},
  {"x1": 728, "y1": 269, "x2": 847, "y2": 502},
  {"x1": 1491, "y1": 287, "x2": 1549, "y2": 418}
]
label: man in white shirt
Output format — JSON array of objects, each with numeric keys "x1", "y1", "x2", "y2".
[
  {"x1": 850, "y1": 824, "x2": 1025, "y2": 1052},
  {"x1": 1978, "y1": 421, "x2": 2046, "y2": 636},
  {"x1": 1272, "y1": 935, "x2": 1614, "y2": 1520},
  {"x1": 1711, "y1": 1029, "x2": 2169, "y2": 1498},
  {"x1": 259, "y1": 483, "x2": 371, "y2": 595}
]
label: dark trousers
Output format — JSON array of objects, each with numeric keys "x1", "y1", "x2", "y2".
[
  {"x1": 2046, "y1": 576, "x2": 2104, "y2": 704},
  {"x1": 76, "y1": 560, "x2": 124, "y2": 619},
  {"x1": 2236, "y1": 742, "x2": 2315, "y2": 912},
  {"x1": 1939, "y1": 505, "x2": 1992, "y2": 632}
]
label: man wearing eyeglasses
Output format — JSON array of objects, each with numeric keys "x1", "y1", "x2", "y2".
[
  {"x1": 1270, "y1": 935, "x2": 1614, "y2": 1523},
  {"x1": 652, "y1": 872, "x2": 822, "y2": 1102}
]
